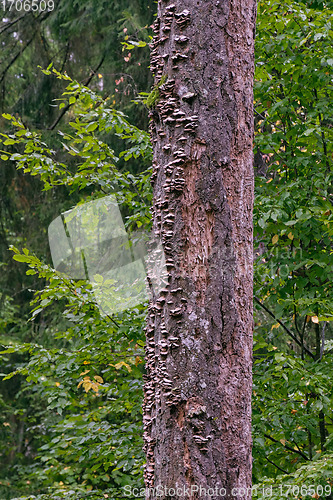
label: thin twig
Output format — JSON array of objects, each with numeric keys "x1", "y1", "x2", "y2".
[
  {"x1": 0, "y1": 36, "x2": 35, "y2": 85},
  {"x1": 254, "y1": 296, "x2": 315, "y2": 359},
  {"x1": 264, "y1": 434, "x2": 309, "y2": 461},
  {"x1": 48, "y1": 55, "x2": 106, "y2": 131},
  {"x1": 254, "y1": 108, "x2": 285, "y2": 133},
  {"x1": 0, "y1": 10, "x2": 52, "y2": 85},
  {"x1": 320, "y1": 321, "x2": 326, "y2": 360},
  {"x1": 265, "y1": 456, "x2": 289, "y2": 475},
  {"x1": 0, "y1": 13, "x2": 27, "y2": 35}
]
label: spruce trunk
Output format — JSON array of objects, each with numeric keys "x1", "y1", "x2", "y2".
[{"x1": 144, "y1": 1, "x2": 256, "y2": 498}]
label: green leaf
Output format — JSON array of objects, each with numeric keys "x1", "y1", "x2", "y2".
[{"x1": 13, "y1": 254, "x2": 31, "y2": 263}]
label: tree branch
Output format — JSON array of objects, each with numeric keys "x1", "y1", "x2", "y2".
[
  {"x1": 264, "y1": 434, "x2": 309, "y2": 461},
  {"x1": 254, "y1": 296, "x2": 315, "y2": 359},
  {"x1": 0, "y1": 13, "x2": 28, "y2": 35},
  {"x1": 48, "y1": 55, "x2": 106, "y2": 131},
  {"x1": 320, "y1": 321, "x2": 326, "y2": 360},
  {"x1": 313, "y1": 88, "x2": 331, "y2": 173},
  {"x1": 0, "y1": 36, "x2": 35, "y2": 86},
  {"x1": 254, "y1": 108, "x2": 285, "y2": 133},
  {"x1": 0, "y1": 10, "x2": 52, "y2": 85},
  {"x1": 265, "y1": 456, "x2": 289, "y2": 475}
]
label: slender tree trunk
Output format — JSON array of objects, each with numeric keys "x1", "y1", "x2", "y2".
[{"x1": 144, "y1": 1, "x2": 256, "y2": 498}]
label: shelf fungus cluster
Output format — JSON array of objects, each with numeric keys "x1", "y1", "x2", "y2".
[
  {"x1": 143, "y1": 0, "x2": 255, "y2": 494},
  {"x1": 143, "y1": 0, "x2": 207, "y2": 490},
  {"x1": 143, "y1": 0, "x2": 255, "y2": 492}
]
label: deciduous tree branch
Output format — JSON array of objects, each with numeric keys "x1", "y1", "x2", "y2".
[
  {"x1": 264, "y1": 434, "x2": 309, "y2": 461},
  {"x1": 48, "y1": 54, "x2": 105, "y2": 131},
  {"x1": 0, "y1": 13, "x2": 28, "y2": 35},
  {"x1": 265, "y1": 457, "x2": 289, "y2": 475},
  {"x1": 0, "y1": 10, "x2": 52, "y2": 85},
  {"x1": 254, "y1": 296, "x2": 315, "y2": 359},
  {"x1": 0, "y1": 36, "x2": 35, "y2": 86}
]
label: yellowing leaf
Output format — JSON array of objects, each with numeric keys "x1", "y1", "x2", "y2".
[
  {"x1": 280, "y1": 439, "x2": 286, "y2": 446},
  {"x1": 114, "y1": 361, "x2": 132, "y2": 372},
  {"x1": 80, "y1": 370, "x2": 90, "y2": 376},
  {"x1": 311, "y1": 316, "x2": 319, "y2": 324},
  {"x1": 135, "y1": 356, "x2": 142, "y2": 366},
  {"x1": 78, "y1": 376, "x2": 91, "y2": 390},
  {"x1": 271, "y1": 323, "x2": 280, "y2": 330},
  {"x1": 272, "y1": 235, "x2": 279, "y2": 244},
  {"x1": 78, "y1": 373, "x2": 103, "y2": 393},
  {"x1": 55, "y1": 382, "x2": 60, "y2": 387},
  {"x1": 83, "y1": 381, "x2": 93, "y2": 392},
  {"x1": 288, "y1": 232, "x2": 294, "y2": 240}
]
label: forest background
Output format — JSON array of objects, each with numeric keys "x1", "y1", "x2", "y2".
[{"x1": 0, "y1": 0, "x2": 333, "y2": 498}]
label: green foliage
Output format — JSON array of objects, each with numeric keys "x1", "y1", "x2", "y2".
[
  {"x1": 0, "y1": 69, "x2": 153, "y2": 231},
  {"x1": 254, "y1": 0, "x2": 333, "y2": 320},
  {"x1": 253, "y1": 453, "x2": 333, "y2": 499},
  {"x1": 0, "y1": 1, "x2": 154, "y2": 497},
  {"x1": 253, "y1": 0, "x2": 333, "y2": 492},
  {"x1": 1, "y1": 0, "x2": 333, "y2": 497},
  {"x1": 0, "y1": 72, "x2": 152, "y2": 499},
  {"x1": 0, "y1": 0, "x2": 154, "y2": 127},
  {"x1": 137, "y1": 74, "x2": 167, "y2": 109}
]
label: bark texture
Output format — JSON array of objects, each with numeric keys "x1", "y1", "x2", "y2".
[{"x1": 143, "y1": 1, "x2": 256, "y2": 498}]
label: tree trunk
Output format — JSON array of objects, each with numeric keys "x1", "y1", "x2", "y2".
[{"x1": 144, "y1": 1, "x2": 256, "y2": 498}]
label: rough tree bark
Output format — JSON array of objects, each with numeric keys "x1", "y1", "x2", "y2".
[{"x1": 143, "y1": 1, "x2": 256, "y2": 498}]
